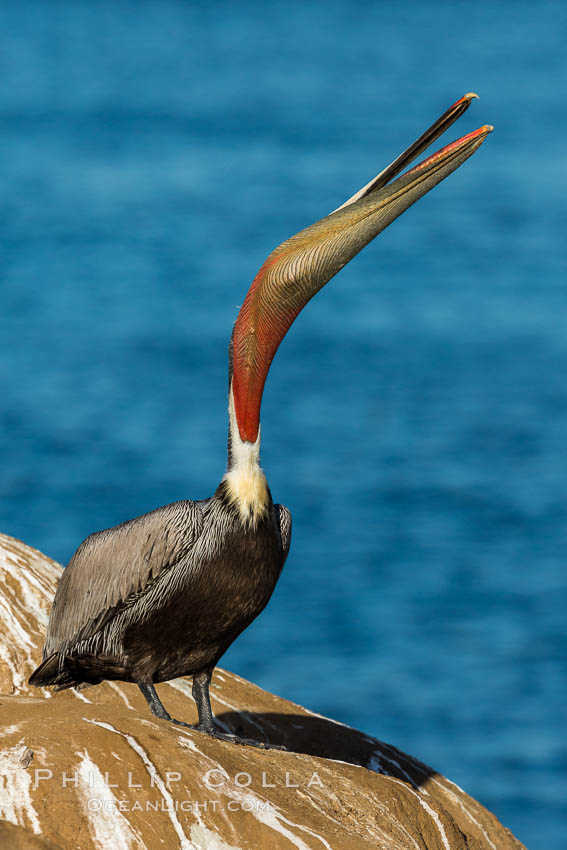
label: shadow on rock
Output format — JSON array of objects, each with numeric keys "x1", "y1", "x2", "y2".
[{"x1": 216, "y1": 710, "x2": 436, "y2": 789}]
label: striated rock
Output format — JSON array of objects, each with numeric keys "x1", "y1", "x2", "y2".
[
  {"x1": 0, "y1": 532, "x2": 524, "y2": 850},
  {"x1": 0, "y1": 534, "x2": 61, "y2": 697}
]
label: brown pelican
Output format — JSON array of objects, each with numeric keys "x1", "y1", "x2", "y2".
[{"x1": 29, "y1": 95, "x2": 492, "y2": 747}]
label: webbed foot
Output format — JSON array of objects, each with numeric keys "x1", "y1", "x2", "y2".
[{"x1": 175, "y1": 720, "x2": 285, "y2": 750}]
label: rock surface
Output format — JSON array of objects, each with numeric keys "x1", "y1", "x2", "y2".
[{"x1": 0, "y1": 531, "x2": 524, "y2": 850}]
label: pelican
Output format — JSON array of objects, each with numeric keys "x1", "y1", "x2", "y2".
[{"x1": 30, "y1": 95, "x2": 492, "y2": 747}]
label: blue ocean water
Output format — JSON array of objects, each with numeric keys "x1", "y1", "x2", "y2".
[{"x1": 1, "y1": 1, "x2": 565, "y2": 846}]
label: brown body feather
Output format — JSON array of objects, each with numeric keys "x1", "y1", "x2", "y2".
[{"x1": 31, "y1": 491, "x2": 291, "y2": 688}]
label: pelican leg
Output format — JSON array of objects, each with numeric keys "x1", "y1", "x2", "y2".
[
  {"x1": 139, "y1": 683, "x2": 172, "y2": 721},
  {"x1": 139, "y1": 675, "x2": 284, "y2": 749},
  {"x1": 191, "y1": 668, "x2": 215, "y2": 733},
  {"x1": 189, "y1": 668, "x2": 285, "y2": 750}
]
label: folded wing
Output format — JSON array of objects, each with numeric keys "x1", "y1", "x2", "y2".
[{"x1": 43, "y1": 500, "x2": 205, "y2": 655}]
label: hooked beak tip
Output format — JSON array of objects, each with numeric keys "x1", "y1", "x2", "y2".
[{"x1": 450, "y1": 92, "x2": 480, "y2": 110}]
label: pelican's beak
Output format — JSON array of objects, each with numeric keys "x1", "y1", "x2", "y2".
[
  {"x1": 337, "y1": 120, "x2": 493, "y2": 237},
  {"x1": 334, "y1": 92, "x2": 483, "y2": 211},
  {"x1": 231, "y1": 95, "x2": 493, "y2": 444}
]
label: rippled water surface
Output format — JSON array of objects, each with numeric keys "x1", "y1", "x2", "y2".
[{"x1": 1, "y1": 2, "x2": 565, "y2": 847}]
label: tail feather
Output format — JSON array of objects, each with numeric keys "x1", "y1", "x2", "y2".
[
  {"x1": 29, "y1": 653, "x2": 76, "y2": 689},
  {"x1": 29, "y1": 653, "x2": 103, "y2": 690},
  {"x1": 28, "y1": 653, "x2": 61, "y2": 687}
]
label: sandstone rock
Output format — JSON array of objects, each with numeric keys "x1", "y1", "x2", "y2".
[
  {"x1": 0, "y1": 820, "x2": 58, "y2": 849},
  {"x1": 0, "y1": 532, "x2": 524, "y2": 849}
]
